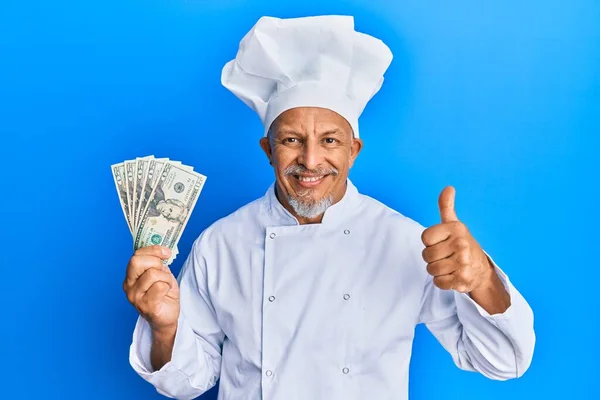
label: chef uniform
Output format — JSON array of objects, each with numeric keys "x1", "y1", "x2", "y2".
[{"x1": 129, "y1": 15, "x2": 535, "y2": 400}]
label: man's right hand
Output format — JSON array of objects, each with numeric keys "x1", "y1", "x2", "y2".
[{"x1": 123, "y1": 246, "x2": 180, "y2": 334}]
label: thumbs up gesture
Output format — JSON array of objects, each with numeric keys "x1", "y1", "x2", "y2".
[{"x1": 421, "y1": 186, "x2": 495, "y2": 293}]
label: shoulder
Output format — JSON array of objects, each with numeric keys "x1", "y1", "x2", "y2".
[
  {"x1": 357, "y1": 192, "x2": 425, "y2": 235},
  {"x1": 193, "y1": 194, "x2": 267, "y2": 250},
  {"x1": 353, "y1": 192, "x2": 427, "y2": 259},
  {"x1": 356, "y1": 192, "x2": 429, "y2": 277}
]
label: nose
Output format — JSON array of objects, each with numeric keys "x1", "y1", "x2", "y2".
[{"x1": 297, "y1": 138, "x2": 323, "y2": 171}]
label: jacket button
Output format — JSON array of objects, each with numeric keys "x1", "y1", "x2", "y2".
[
  {"x1": 344, "y1": 229, "x2": 350, "y2": 235},
  {"x1": 343, "y1": 294, "x2": 350, "y2": 300},
  {"x1": 342, "y1": 367, "x2": 350, "y2": 374},
  {"x1": 266, "y1": 370, "x2": 273, "y2": 377},
  {"x1": 268, "y1": 296, "x2": 275, "y2": 302},
  {"x1": 269, "y1": 233, "x2": 276, "y2": 239}
]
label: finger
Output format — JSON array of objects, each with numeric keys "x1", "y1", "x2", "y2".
[
  {"x1": 132, "y1": 268, "x2": 173, "y2": 299},
  {"x1": 142, "y1": 281, "x2": 172, "y2": 306},
  {"x1": 426, "y1": 258, "x2": 459, "y2": 277},
  {"x1": 452, "y1": 239, "x2": 472, "y2": 266},
  {"x1": 438, "y1": 186, "x2": 459, "y2": 223},
  {"x1": 421, "y1": 224, "x2": 452, "y2": 247},
  {"x1": 433, "y1": 274, "x2": 455, "y2": 291},
  {"x1": 125, "y1": 255, "x2": 165, "y2": 287},
  {"x1": 134, "y1": 245, "x2": 171, "y2": 259},
  {"x1": 452, "y1": 283, "x2": 471, "y2": 293},
  {"x1": 422, "y1": 240, "x2": 454, "y2": 263},
  {"x1": 452, "y1": 267, "x2": 475, "y2": 293}
]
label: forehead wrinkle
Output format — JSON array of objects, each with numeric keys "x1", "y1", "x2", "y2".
[
  {"x1": 276, "y1": 120, "x2": 315, "y2": 137},
  {"x1": 272, "y1": 108, "x2": 353, "y2": 139},
  {"x1": 273, "y1": 128, "x2": 304, "y2": 140}
]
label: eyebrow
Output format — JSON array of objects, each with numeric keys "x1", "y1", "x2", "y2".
[
  {"x1": 276, "y1": 128, "x2": 344, "y2": 136},
  {"x1": 319, "y1": 129, "x2": 344, "y2": 136},
  {"x1": 276, "y1": 129, "x2": 302, "y2": 136}
]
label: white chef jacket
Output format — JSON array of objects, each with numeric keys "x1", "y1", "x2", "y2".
[{"x1": 129, "y1": 180, "x2": 535, "y2": 400}]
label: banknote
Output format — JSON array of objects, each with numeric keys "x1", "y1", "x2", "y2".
[
  {"x1": 134, "y1": 162, "x2": 206, "y2": 264},
  {"x1": 124, "y1": 160, "x2": 136, "y2": 230},
  {"x1": 138, "y1": 158, "x2": 180, "y2": 259},
  {"x1": 112, "y1": 156, "x2": 203, "y2": 264},
  {"x1": 133, "y1": 156, "x2": 152, "y2": 229},
  {"x1": 111, "y1": 163, "x2": 132, "y2": 233},
  {"x1": 136, "y1": 157, "x2": 168, "y2": 232}
]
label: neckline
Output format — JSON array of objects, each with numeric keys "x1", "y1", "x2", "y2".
[{"x1": 264, "y1": 179, "x2": 360, "y2": 226}]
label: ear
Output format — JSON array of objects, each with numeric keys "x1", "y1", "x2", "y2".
[
  {"x1": 348, "y1": 137, "x2": 363, "y2": 168},
  {"x1": 259, "y1": 137, "x2": 273, "y2": 165}
]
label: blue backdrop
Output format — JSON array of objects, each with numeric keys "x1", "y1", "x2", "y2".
[{"x1": 1, "y1": 0, "x2": 598, "y2": 399}]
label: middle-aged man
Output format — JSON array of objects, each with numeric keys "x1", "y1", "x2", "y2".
[{"x1": 123, "y1": 15, "x2": 536, "y2": 400}]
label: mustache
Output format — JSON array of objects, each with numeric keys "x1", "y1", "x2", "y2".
[{"x1": 283, "y1": 165, "x2": 339, "y2": 176}]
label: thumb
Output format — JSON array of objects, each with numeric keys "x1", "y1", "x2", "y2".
[{"x1": 438, "y1": 186, "x2": 459, "y2": 223}]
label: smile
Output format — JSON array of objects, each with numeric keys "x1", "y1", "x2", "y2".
[{"x1": 293, "y1": 174, "x2": 328, "y2": 188}]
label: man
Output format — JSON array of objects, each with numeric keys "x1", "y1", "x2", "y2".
[{"x1": 123, "y1": 15, "x2": 535, "y2": 400}]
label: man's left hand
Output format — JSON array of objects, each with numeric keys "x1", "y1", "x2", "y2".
[{"x1": 421, "y1": 186, "x2": 495, "y2": 293}]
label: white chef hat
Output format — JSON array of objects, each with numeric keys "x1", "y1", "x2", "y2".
[{"x1": 221, "y1": 15, "x2": 393, "y2": 138}]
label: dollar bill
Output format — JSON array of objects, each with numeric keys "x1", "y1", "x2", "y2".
[
  {"x1": 134, "y1": 162, "x2": 206, "y2": 264},
  {"x1": 136, "y1": 157, "x2": 168, "y2": 232},
  {"x1": 133, "y1": 156, "x2": 152, "y2": 230},
  {"x1": 124, "y1": 160, "x2": 136, "y2": 230},
  {"x1": 112, "y1": 156, "x2": 200, "y2": 263},
  {"x1": 111, "y1": 163, "x2": 132, "y2": 234},
  {"x1": 170, "y1": 161, "x2": 194, "y2": 172},
  {"x1": 169, "y1": 160, "x2": 194, "y2": 171}
]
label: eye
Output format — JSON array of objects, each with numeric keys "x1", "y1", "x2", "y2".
[
  {"x1": 323, "y1": 137, "x2": 338, "y2": 144},
  {"x1": 281, "y1": 137, "x2": 302, "y2": 146}
]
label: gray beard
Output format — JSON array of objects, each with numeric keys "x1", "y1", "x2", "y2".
[{"x1": 287, "y1": 192, "x2": 334, "y2": 219}]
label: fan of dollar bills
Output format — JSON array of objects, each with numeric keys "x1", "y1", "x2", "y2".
[{"x1": 110, "y1": 156, "x2": 207, "y2": 264}]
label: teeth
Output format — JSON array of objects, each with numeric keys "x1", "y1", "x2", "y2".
[{"x1": 298, "y1": 175, "x2": 324, "y2": 182}]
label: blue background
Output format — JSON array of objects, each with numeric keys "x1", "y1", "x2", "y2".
[{"x1": 1, "y1": 0, "x2": 598, "y2": 398}]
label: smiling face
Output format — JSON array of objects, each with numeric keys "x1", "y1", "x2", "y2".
[{"x1": 260, "y1": 107, "x2": 363, "y2": 224}]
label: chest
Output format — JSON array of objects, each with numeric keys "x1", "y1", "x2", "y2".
[{"x1": 206, "y1": 222, "x2": 426, "y2": 360}]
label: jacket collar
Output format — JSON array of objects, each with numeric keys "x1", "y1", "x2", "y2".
[{"x1": 263, "y1": 179, "x2": 361, "y2": 226}]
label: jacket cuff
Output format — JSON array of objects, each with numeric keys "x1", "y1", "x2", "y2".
[
  {"x1": 129, "y1": 313, "x2": 197, "y2": 379},
  {"x1": 454, "y1": 251, "x2": 516, "y2": 325}
]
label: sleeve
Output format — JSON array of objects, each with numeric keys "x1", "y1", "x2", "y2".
[
  {"x1": 418, "y1": 251, "x2": 536, "y2": 380},
  {"x1": 128, "y1": 237, "x2": 226, "y2": 399}
]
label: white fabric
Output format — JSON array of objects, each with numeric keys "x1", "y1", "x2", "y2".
[
  {"x1": 220, "y1": 15, "x2": 393, "y2": 137},
  {"x1": 129, "y1": 180, "x2": 535, "y2": 400}
]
